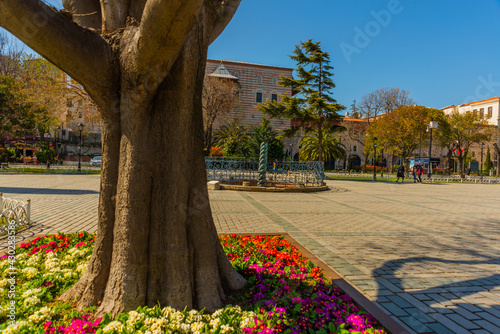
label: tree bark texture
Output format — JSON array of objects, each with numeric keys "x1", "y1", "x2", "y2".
[{"x1": 0, "y1": 0, "x2": 244, "y2": 317}]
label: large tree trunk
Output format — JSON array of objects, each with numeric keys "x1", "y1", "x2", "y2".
[
  {"x1": 61, "y1": 25, "x2": 245, "y2": 317},
  {"x1": 2, "y1": 0, "x2": 245, "y2": 318}
]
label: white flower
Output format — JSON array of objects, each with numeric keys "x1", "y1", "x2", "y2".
[
  {"x1": 16, "y1": 253, "x2": 28, "y2": 260},
  {"x1": 126, "y1": 310, "x2": 145, "y2": 330},
  {"x1": 23, "y1": 296, "x2": 41, "y2": 306},
  {"x1": 28, "y1": 312, "x2": 48, "y2": 324},
  {"x1": 21, "y1": 267, "x2": 38, "y2": 279},
  {"x1": 76, "y1": 262, "x2": 88, "y2": 273},
  {"x1": 240, "y1": 311, "x2": 256, "y2": 329},
  {"x1": 102, "y1": 321, "x2": 125, "y2": 333},
  {"x1": 209, "y1": 318, "x2": 221, "y2": 329},
  {"x1": 26, "y1": 254, "x2": 41, "y2": 266},
  {"x1": 162, "y1": 306, "x2": 175, "y2": 317},
  {"x1": 186, "y1": 309, "x2": 202, "y2": 323},
  {"x1": 220, "y1": 324, "x2": 234, "y2": 333},
  {"x1": 2, "y1": 321, "x2": 30, "y2": 334},
  {"x1": 191, "y1": 322, "x2": 205, "y2": 333},
  {"x1": 39, "y1": 306, "x2": 54, "y2": 315},
  {"x1": 212, "y1": 309, "x2": 223, "y2": 317},
  {"x1": 22, "y1": 288, "x2": 41, "y2": 298}
]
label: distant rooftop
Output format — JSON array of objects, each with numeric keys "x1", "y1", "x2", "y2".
[{"x1": 207, "y1": 59, "x2": 294, "y2": 71}]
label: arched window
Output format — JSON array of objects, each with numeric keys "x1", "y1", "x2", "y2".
[
  {"x1": 257, "y1": 74, "x2": 263, "y2": 84},
  {"x1": 272, "y1": 76, "x2": 278, "y2": 85},
  {"x1": 234, "y1": 72, "x2": 239, "y2": 78}
]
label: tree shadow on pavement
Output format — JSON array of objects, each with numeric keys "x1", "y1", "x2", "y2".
[
  {"x1": 372, "y1": 255, "x2": 500, "y2": 333},
  {"x1": 0, "y1": 187, "x2": 98, "y2": 195}
]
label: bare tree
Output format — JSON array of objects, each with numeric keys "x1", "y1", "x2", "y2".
[
  {"x1": 358, "y1": 87, "x2": 416, "y2": 123},
  {"x1": 0, "y1": 0, "x2": 244, "y2": 316},
  {"x1": 0, "y1": 31, "x2": 23, "y2": 77},
  {"x1": 202, "y1": 75, "x2": 239, "y2": 154}
]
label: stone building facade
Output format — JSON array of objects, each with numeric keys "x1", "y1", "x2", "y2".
[{"x1": 205, "y1": 59, "x2": 294, "y2": 131}]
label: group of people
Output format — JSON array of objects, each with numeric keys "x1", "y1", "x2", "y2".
[{"x1": 396, "y1": 164, "x2": 424, "y2": 183}]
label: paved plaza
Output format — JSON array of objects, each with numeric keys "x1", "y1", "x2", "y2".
[{"x1": 1, "y1": 174, "x2": 500, "y2": 334}]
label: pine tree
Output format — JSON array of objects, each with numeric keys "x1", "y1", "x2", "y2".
[{"x1": 257, "y1": 39, "x2": 345, "y2": 162}]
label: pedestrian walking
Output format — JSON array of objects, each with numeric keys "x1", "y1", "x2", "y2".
[
  {"x1": 418, "y1": 164, "x2": 423, "y2": 183},
  {"x1": 396, "y1": 165, "x2": 405, "y2": 183},
  {"x1": 412, "y1": 166, "x2": 418, "y2": 183}
]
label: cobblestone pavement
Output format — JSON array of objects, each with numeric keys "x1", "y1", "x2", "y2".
[{"x1": 1, "y1": 174, "x2": 500, "y2": 334}]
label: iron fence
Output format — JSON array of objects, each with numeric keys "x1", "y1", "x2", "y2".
[{"x1": 205, "y1": 157, "x2": 325, "y2": 187}]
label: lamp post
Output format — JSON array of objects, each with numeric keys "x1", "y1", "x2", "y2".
[
  {"x1": 480, "y1": 142, "x2": 484, "y2": 180},
  {"x1": 77, "y1": 122, "x2": 84, "y2": 173},
  {"x1": 373, "y1": 137, "x2": 377, "y2": 181},
  {"x1": 427, "y1": 119, "x2": 439, "y2": 178}
]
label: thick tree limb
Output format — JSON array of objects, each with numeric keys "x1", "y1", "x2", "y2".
[
  {"x1": 62, "y1": 0, "x2": 102, "y2": 31},
  {"x1": 100, "y1": 0, "x2": 130, "y2": 33},
  {"x1": 129, "y1": 0, "x2": 204, "y2": 80},
  {"x1": 0, "y1": 0, "x2": 117, "y2": 108},
  {"x1": 208, "y1": 0, "x2": 242, "y2": 45},
  {"x1": 128, "y1": 0, "x2": 147, "y2": 22}
]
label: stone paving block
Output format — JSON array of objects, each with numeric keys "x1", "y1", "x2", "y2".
[
  {"x1": 425, "y1": 322, "x2": 462, "y2": 334},
  {"x1": 399, "y1": 294, "x2": 434, "y2": 314},
  {"x1": 453, "y1": 305, "x2": 481, "y2": 320},
  {"x1": 379, "y1": 302, "x2": 409, "y2": 317},
  {"x1": 446, "y1": 313, "x2": 481, "y2": 330},
  {"x1": 473, "y1": 320, "x2": 500, "y2": 334},
  {"x1": 471, "y1": 330, "x2": 493, "y2": 334},
  {"x1": 397, "y1": 316, "x2": 433, "y2": 333},
  {"x1": 475, "y1": 311, "x2": 500, "y2": 326},
  {"x1": 428, "y1": 313, "x2": 471, "y2": 334},
  {"x1": 387, "y1": 295, "x2": 414, "y2": 309}
]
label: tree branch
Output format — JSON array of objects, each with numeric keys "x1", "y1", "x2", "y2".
[
  {"x1": 62, "y1": 0, "x2": 102, "y2": 31},
  {"x1": 0, "y1": 0, "x2": 117, "y2": 107},
  {"x1": 100, "y1": 0, "x2": 130, "y2": 33},
  {"x1": 129, "y1": 0, "x2": 204, "y2": 78},
  {"x1": 208, "y1": 0, "x2": 242, "y2": 45}
]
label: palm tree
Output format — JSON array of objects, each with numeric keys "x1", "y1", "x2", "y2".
[
  {"x1": 299, "y1": 133, "x2": 345, "y2": 162},
  {"x1": 213, "y1": 120, "x2": 249, "y2": 157}
]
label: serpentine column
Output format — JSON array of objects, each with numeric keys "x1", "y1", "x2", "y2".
[{"x1": 257, "y1": 142, "x2": 269, "y2": 187}]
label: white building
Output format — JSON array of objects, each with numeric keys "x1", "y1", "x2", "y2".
[{"x1": 442, "y1": 96, "x2": 500, "y2": 126}]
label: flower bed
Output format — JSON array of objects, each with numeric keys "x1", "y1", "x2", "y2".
[{"x1": 0, "y1": 233, "x2": 386, "y2": 334}]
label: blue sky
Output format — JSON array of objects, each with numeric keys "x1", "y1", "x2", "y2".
[
  {"x1": 208, "y1": 0, "x2": 500, "y2": 111},
  {"x1": 5, "y1": 0, "x2": 500, "y2": 112}
]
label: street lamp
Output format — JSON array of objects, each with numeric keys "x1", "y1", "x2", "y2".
[
  {"x1": 77, "y1": 122, "x2": 84, "y2": 173},
  {"x1": 373, "y1": 137, "x2": 377, "y2": 181},
  {"x1": 427, "y1": 119, "x2": 439, "y2": 178},
  {"x1": 480, "y1": 142, "x2": 485, "y2": 180}
]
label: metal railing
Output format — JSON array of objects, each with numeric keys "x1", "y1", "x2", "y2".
[
  {"x1": 327, "y1": 172, "x2": 500, "y2": 184},
  {"x1": 0, "y1": 194, "x2": 31, "y2": 234},
  {"x1": 205, "y1": 157, "x2": 325, "y2": 187}
]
